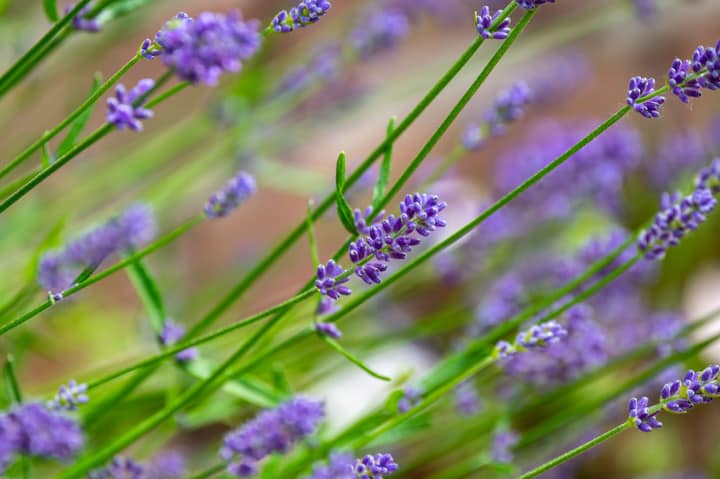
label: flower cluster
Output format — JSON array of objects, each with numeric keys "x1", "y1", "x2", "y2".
[
  {"x1": 475, "y1": 6, "x2": 512, "y2": 40},
  {"x1": 454, "y1": 381, "x2": 481, "y2": 416},
  {"x1": 106, "y1": 79, "x2": 155, "y2": 131},
  {"x1": 397, "y1": 386, "x2": 422, "y2": 413},
  {"x1": 490, "y1": 430, "x2": 519, "y2": 463},
  {"x1": 315, "y1": 260, "x2": 352, "y2": 300},
  {"x1": 272, "y1": 0, "x2": 332, "y2": 33},
  {"x1": 315, "y1": 321, "x2": 342, "y2": 338},
  {"x1": 517, "y1": 0, "x2": 556, "y2": 9},
  {"x1": 49, "y1": 380, "x2": 88, "y2": 411},
  {"x1": 159, "y1": 319, "x2": 198, "y2": 363},
  {"x1": 463, "y1": 81, "x2": 533, "y2": 150},
  {"x1": 626, "y1": 76, "x2": 665, "y2": 119},
  {"x1": 0, "y1": 403, "x2": 84, "y2": 473},
  {"x1": 350, "y1": 8, "x2": 410, "y2": 59},
  {"x1": 668, "y1": 39, "x2": 720, "y2": 103},
  {"x1": 637, "y1": 162, "x2": 719, "y2": 260},
  {"x1": 38, "y1": 204, "x2": 156, "y2": 295},
  {"x1": 64, "y1": 2, "x2": 102, "y2": 32},
  {"x1": 304, "y1": 452, "x2": 398, "y2": 479},
  {"x1": 628, "y1": 396, "x2": 663, "y2": 432},
  {"x1": 89, "y1": 456, "x2": 144, "y2": 479},
  {"x1": 221, "y1": 397, "x2": 325, "y2": 477},
  {"x1": 204, "y1": 171, "x2": 257, "y2": 218},
  {"x1": 90, "y1": 452, "x2": 186, "y2": 479},
  {"x1": 494, "y1": 320, "x2": 568, "y2": 359},
  {"x1": 149, "y1": 11, "x2": 261, "y2": 86}
]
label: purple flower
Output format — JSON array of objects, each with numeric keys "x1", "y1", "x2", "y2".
[
  {"x1": 9, "y1": 403, "x2": 84, "y2": 461},
  {"x1": 659, "y1": 365, "x2": 720, "y2": 415},
  {"x1": 89, "y1": 456, "x2": 144, "y2": 479},
  {"x1": 633, "y1": 0, "x2": 658, "y2": 18},
  {"x1": 668, "y1": 59, "x2": 702, "y2": 103},
  {"x1": 154, "y1": 11, "x2": 261, "y2": 86},
  {"x1": 353, "y1": 453, "x2": 398, "y2": 479},
  {"x1": 106, "y1": 79, "x2": 155, "y2": 131},
  {"x1": 159, "y1": 319, "x2": 198, "y2": 363},
  {"x1": 490, "y1": 430, "x2": 519, "y2": 463},
  {"x1": 145, "y1": 451, "x2": 187, "y2": 479},
  {"x1": 397, "y1": 386, "x2": 422, "y2": 413},
  {"x1": 204, "y1": 171, "x2": 257, "y2": 218},
  {"x1": 517, "y1": 0, "x2": 556, "y2": 9},
  {"x1": 0, "y1": 414, "x2": 21, "y2": 473},
  {"x1": 304, "y1": 452, "x2": 354, "y2": 479},
  {"x1": 272, "y1": 0, "x2": 332, "y2": 33},
  {"x1": 626, "y1": 76, "x2": 665, "y2": 119},
  {"x1": 64, "y1": 3, "x2": 102, "y2": 32},
  {"x1": 475, "y1": 6, "x2": 511, "y2": 40},
  {"x1": 349, "y1": 8, "x2": 410, "y2": 60},
  {"x1": 316, "y1": 297, "x2": 339, "y2": 316},
  {"x1": 454, "y1": 382, "x2": 482, "y2": 416},
  {"x1": 637, "y1": 164, "x2": 718, "y2": 260},
  {"x1": 38, "y1": 204, "x2": 156, "y2": 294},
  {"x1": 691, "y1": 40, "x2": 720, "y2": 91},
  {"x1": 628, "y1": 397, "x2": 663, "y2": 432},
  {"x1": 221, "y1": 397, "x2": 325, "y2": 476},
  {"x1": 315, "y1": 321, "x2": 342, "y2": 338},
  {"x1": 315, "y1": 260, "x2": 352, "y2": 300},
  {"x1": 49, "y1": 380, "x2": 88, "y2": 411},
  {"x1": 485, "y1": 81, "x2": 532, "y2": 136},
  {"x1": 494, "y1": 320, "x2": 568, "y2": 358}
]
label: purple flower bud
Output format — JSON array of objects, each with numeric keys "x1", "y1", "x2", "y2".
[
  {"x1": 626, "y1": 76, "x2": 665, "y2": 119},
  {"x1": 517, "y1": 0, "x2": 556, "y2": 9},
  {"x1": 106, "y1": 79, "x2": 155, "y2": 132},
  {"x1": 205, "y1": 171, "x2": 257, "y2": 218},
  {"x1": 64, "y1": 3, "x2": 102, "y2": 32},
  {"x1": 353, "y1": 453, "x2": 398, "y2": 479},
  {"x1": 475, "y1": 6, "x2": 511, "y2": 40},
  {"x1": 315, "y1": 260, "x2": 352, "y2": 300},
  {"x1": 315, "y1": 322, "x2": 342, "y2": 338},
  {"x1": 272, "y1": 0, "x2": 332, "y2": 33},
  {"x1": 49, "y1": 380, "x2": 88, "y2": 411},
  {"x1": 159, "y1": 319, "x2": 198, "y2": 363},
  {"x1": 490, "y1": 430, "x2": 519, "y2": 463}
]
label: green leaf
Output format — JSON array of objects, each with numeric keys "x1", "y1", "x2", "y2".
[
  {"x1": 3, "y1": 355, "x2": 23, "y2": 404},
  {"x1": 0, "y1": 171, "x2": 38, "y2": 202},
  {"x1": 184, "y1": 359, "x2": 280, "y2": 408},
  {"x1": 56, "y1": 74, "x2": 102, "y2": 158},
  {"x1": 321, "y1": 336, "x2": 391, "y2": 382},
  {"x1": 43, "y1": 0, "x2": 59, "y2": 22},
  {"x1": 372, "y1": 116, "x2": 396, "y2": 207},
  {"x1": 41, "y1": 135, "x2": 52, "y2": 168},
  {"x1": 335, "y1": 152, "x2": 357, "y2": 235},
  {"x1": 124, "y1": 255, "x2": 166, "y2": 334}
]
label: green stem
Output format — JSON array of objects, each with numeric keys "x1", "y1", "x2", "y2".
[
  {"x1": 0, "y1": 31, "x2": 69, "y2": 98},
  {"x1": 0, "y1": 0, "x2": 92, "y2": 96},
  {"x1": 183, "y1": 11, "x2": 511, "y2": 339},
  {"x1": 0, "y1": 54, "x2": 141, "y2": 181},
  {"x1": 0, "y1": 216, "x2": 203, "y2": 336},
  {"x1": 187, "y1": 464, "x2": 225, "y2": 479},
  {"x1": 513, "y1": 423, "x2": 629, "y2": 479},
  {"x1": 84, "y1": 289, "x2": 315, "y2": 390}
]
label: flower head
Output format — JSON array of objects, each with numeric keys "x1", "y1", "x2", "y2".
[
  {"x1": 304, "y1": 452, "x2": 354, "y2": 479},
  {"x1": 353, "y1": 453, "x2": 398, "y2": 479},
  {"x1": 517, "y1": 0, "x2": 556, "y2": 9},
  {"x1": 490, "y1": 430, "x2": 519, "y2": 463},
  {"x1": 315, "y1": 321, "x2": 342, "y2": 338},
  {"x1": 0, "y1": 415, "x2": 21, "y2": 474},
  {"x1": 159, "y1": 319, "x2": 198, "y2": 363},
  {"x1": 153, "y1": 11, "x2": 261, "y2": 86},
  {"x1": 49, "y1": 380, "x2": 88, "y2": 411},
  {"x1": 64, "y1": 3, "x2": 102, "y2": 32},
  {"x1": 106, "y1": 79, "x2": 155, "y2": 131},
  {"x1": 9, "y1": 403, "x2": 84, "y2": 461},
  {"x1": 315, "y1": 260, "x2": 352, "y2": 300},
  {"x1": 626, "y1": 76, "x2": 665, "y2": 119},
  {"x1": 221, "y1": 397, "x2": 324, "y2": 476},
  {"x1": 494, "y1": 320, "x2": 568, "y2": 358},
  {"x1": 89, "y1": 456, "x2": 144, "y2": 479},
  {"x1": 205, "y1": 171, "x2": 257, "y2": 218},
  {"x1": 272, "y1": 0, "x2": 332, "y2": 33},
  {"x1": 628, "y1": 396, "x2": 663, "y2": 432},
  {"x1": 475, "y1": 6, "x2": 511, "y2": 40}
]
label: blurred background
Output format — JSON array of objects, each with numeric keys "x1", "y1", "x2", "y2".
[{"x1": 1, "y1": 0, "x2": 720, "y2": 477}]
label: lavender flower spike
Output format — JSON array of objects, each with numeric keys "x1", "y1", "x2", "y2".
[
  {"x1": 628, "y1": 396, "x2": 662, "y2": 432},
  {"x1": 49, "y1": 380, "x2": 89, "y2": 411},
  {"x1": 315, "y1": 321, "x2": 342, "y2": 338},
  {"x1": 89, "y1": 456, "x2": 144, "y2": 479},
  {"x1": 475, "y1": 6, "x2": 511, "y2": 40},
  {"x1": 315, "y1": 259, "x2": 352, "y2": 300},
  {"x1": 517, "y1": 0, "x2": 556, "y2": 9},
  {"x1": 221, "y1": 397, "x2": 324, "y2": 477},
  {"x1": 64, "y1": 3, "x2": 102, "y2": 32},
  {"x1": 668, "y1": 58, "x2": 702, "y2": 103},
  {"x1": 353, "y1": 453, "x2": 399, "y2": 479},
  {"x1": 154, "y1": 11, "x2": 261, "y2": 86},
  {"x1": 106, "y1": 79, "x2": 155, "y2": 132},
  {"x1": 272, "y1": 0, "x2": 332, "y2": 33},
  {"x1": 204, "y1": 171, "x2": 257, "y2": 218},
  {"x1": 9, "y1": 403, "x2": 84, "y2": 461},
  {"x1": 626, "y1": 76, "x2": 665, "y2": 119},
  {"x1": 493, "y1": 320, "x2": 568, "y2": 359}
]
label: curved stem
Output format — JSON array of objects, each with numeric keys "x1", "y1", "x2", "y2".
[
  {"x1": 0, "y1": 54, "x2": 141, "y2": 181},
  {"x1": 513, "y1": 423, "x2": 629, "y2": 479}
]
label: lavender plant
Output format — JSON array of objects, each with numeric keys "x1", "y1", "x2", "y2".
[{"x1": 1, "y1": 1, "x2": 719, "y2": 478}]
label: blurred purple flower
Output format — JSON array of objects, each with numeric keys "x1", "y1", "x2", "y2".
[
  {"x1": 490, "y1": 430, "x2": 519, "y2": 463},
  {"x1": 204, "y1": 171, "x2": 257, "y2": 218},
  {"x1": 9, "y1": 403, "x2": 84, "y2": 461},
  {"x1": 106, "y1": 79, "x2": 155, "y2": 132},
  {"x1": 349, "y1": 8, "x2": 410, "y2": 60},
  {"x1": 272, "y1": 0, "x2": 332, "y2": 33},
  {"x1": 475, "y1": 6, "x2": 512, "y2": 40},
  {"x1": 49, "y1": 380, "x2": 88, "y2": 411},
  {"x1": 159, "y1": 319, "x2": 198, "y2": 363},
  {"x1": 64, "y1": 2, "x2": 102, "y2": 32}
]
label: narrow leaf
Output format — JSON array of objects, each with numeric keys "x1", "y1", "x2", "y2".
[
  {"x1": 0, "y1": 171, "x2": 39, "y2": 202},
  {"x1": 372, "y1": 116, "x2": 396, "y2": 207},
  {"x1": 41, "y1": 136, "x2": 52, "y2": 168},
  {"x1": 306, "y1": 200, "x2": 320, "y2": 268},
  {"x1": 43, "y1": 0, "x2": 59, "y2": 22},
  {"x1": 335, "y1": 152, "x2": 357, "y2": 235},
  {"x1": 322, "y1": 337, "x2": 392, "y2": 381},
  {"x1": 185, "y1": 359, "x2": 280, "y2": 408},
  {"x1": 3, "y1": 355, "x2": 23, "y2": 404},
  {"x1": 124, "y1": 255, "x2": 166, "y2": 334},
  {"x1": 57, "y1": 74, "x2": 102, "y2": 157}
]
